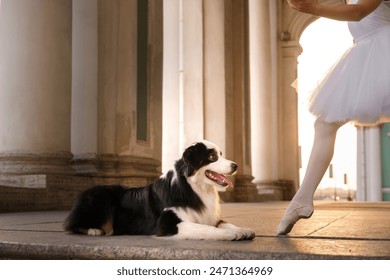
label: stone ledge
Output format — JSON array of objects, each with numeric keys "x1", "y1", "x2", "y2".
[
  {"x1": 2, "y1": 240, "x2": 382, "y2": 260},
  {"x1": 0, "y1": 175, "x2": 47, "y2": 189},
  {"x1": 0, "y1": 152, "x2": 75, "y2": 175}
]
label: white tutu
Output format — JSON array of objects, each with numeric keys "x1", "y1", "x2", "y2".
[{"x1": 308, "y1": 1, "x2": 390, "y2": 125}]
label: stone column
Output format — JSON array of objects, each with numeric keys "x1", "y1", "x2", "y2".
[
  {"x1": 279, "y1": 41, "x2": 302, "y2": 199},
  {"x1": 164, "y1": 0, "x2": 229, "y2": 168},
  {"x1": 223, "y1": 0, "x2": 258, "y2": 202},
  {"x1": 71, "y1": 0, "x2": 98, "y2": 159},
  {"x1": 71, "y1": 0, "x2": 98, "y2": 175},
  {"x1": 0, "y1": 0, "x2": 77, "y2": 211},
  {"x1": 162, "y1": 0, "x2": 181, "y2": 172},
  {"x1": 248, "y1": 0, "x2": 282, "y2": 199},
  {"x1": 94, "y1": 0, "x2": 163, "y2": 186},
  {"x1": 204, "y1": 0, "x2": 227, "y2": 153},
  {"x1": 356, "y1": 126, "x2": 382, "y2": 201},
  {"x1": 0, "y1": 0, "x2": 73, "y2": 180},
  {"x1": 162, "y1": 0, "x2": 204, "y2": 167},
  {"x1": 181, "y1": 0, "x2": 205, "y2": 149}
]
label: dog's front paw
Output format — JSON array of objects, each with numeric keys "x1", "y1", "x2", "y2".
[
  {"x1": 231, "y1": 227, "x2": 255, "y2": 241},
  {"x1": 241, "y1": 227, "x2": 256, "y2": 240},
  {"x1": 87, "y1": 228, "x2": 105, "y2": 236}
]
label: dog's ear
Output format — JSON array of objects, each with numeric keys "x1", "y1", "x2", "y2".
[{"x1": 183, "y1": 143, "x2": 205, "y2": 176}]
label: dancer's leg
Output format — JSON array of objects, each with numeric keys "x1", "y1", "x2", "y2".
[
  {"x1": 277, "y1": 119, "x2": 344, "y2": 235},
  {"x1": 294, "y1": 119, "x2": 344, "y2": 205}
]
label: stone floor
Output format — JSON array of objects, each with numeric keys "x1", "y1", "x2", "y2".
[{"x1": 1, "y1": 201, "x2": 390, "y2": 259}]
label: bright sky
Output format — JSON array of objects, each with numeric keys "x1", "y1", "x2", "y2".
[{"x1": 298, "y1": 18, "x2": 357, "y2": 190}]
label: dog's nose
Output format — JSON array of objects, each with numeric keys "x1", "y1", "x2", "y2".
[{"x1": 231, "y1": 163, "x2": 238, "y2": 172}]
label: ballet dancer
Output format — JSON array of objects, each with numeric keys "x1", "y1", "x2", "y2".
[{"x1": 278, "y1": 0, "x2": 390, "y2": 235}]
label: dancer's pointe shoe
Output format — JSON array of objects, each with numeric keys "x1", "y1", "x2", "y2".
[{"x1": 277, "y1": 201, "x2": 314, "y2": 235}]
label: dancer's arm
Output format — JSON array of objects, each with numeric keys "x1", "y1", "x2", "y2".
[{"x1": 287, "y1": 0, "x2": 382, "y2": 21}]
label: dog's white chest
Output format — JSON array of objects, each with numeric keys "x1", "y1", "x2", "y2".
[{"x1": 169, "y1": 194, "x2": 221, "y2": 226}]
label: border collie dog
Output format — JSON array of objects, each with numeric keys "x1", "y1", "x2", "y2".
[{"x1": 64, "y1": 140, "x2": 255, "y2": 241}]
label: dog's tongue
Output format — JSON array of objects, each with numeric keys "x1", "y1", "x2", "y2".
[{"x1": 206, "y1": 171, "x2": 234, "y2": 188}]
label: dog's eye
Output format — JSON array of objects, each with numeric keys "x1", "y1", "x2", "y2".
[{"x1": 208, "y1": 153, "x2": 218, "y2": 162}]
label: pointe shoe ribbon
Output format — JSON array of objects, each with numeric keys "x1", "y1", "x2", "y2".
[{"x1": 277, "y1": 201, "x2": 314, "y2": 235}]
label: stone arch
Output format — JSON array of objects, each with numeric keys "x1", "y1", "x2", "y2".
[
  {"x1": 288, "y1": 14, "x2": 318, "y2": 43},
  {"x1": 286, "y1": 0, "x2": 341, "y2": 42}
]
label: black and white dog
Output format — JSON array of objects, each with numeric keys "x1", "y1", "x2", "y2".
[{"x1": 64, "y1": 140, "x2": 255, "y2": 241}]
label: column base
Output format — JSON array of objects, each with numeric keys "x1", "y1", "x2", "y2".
[
  {"x1": 220, "y1": 177, "x2": 295, "y2": 202},
  {"x1": 0, "y1": 152, "x2": 75, "y2": 175},
  {"x1": 0, "y1": 152, "x2": 84, "y2": 211},
  {"x1": 0, "y1": 153, "x2": 162, "y2": 212},
  {"x1": 255, "y1": 179, "x2": 294, "y2": 201},
  {"x1": 0, "y1": 171, "x2": 161, "y2": 212},
  {"x1": 220, "y1": 174, "x2": 264, "y2": 202},
  {"x1": 72, "y1": 153, "x2": 161, "y2": 186},
  {"x1": 0, "y1": 174, "x2": 92, "y2": 212}
]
